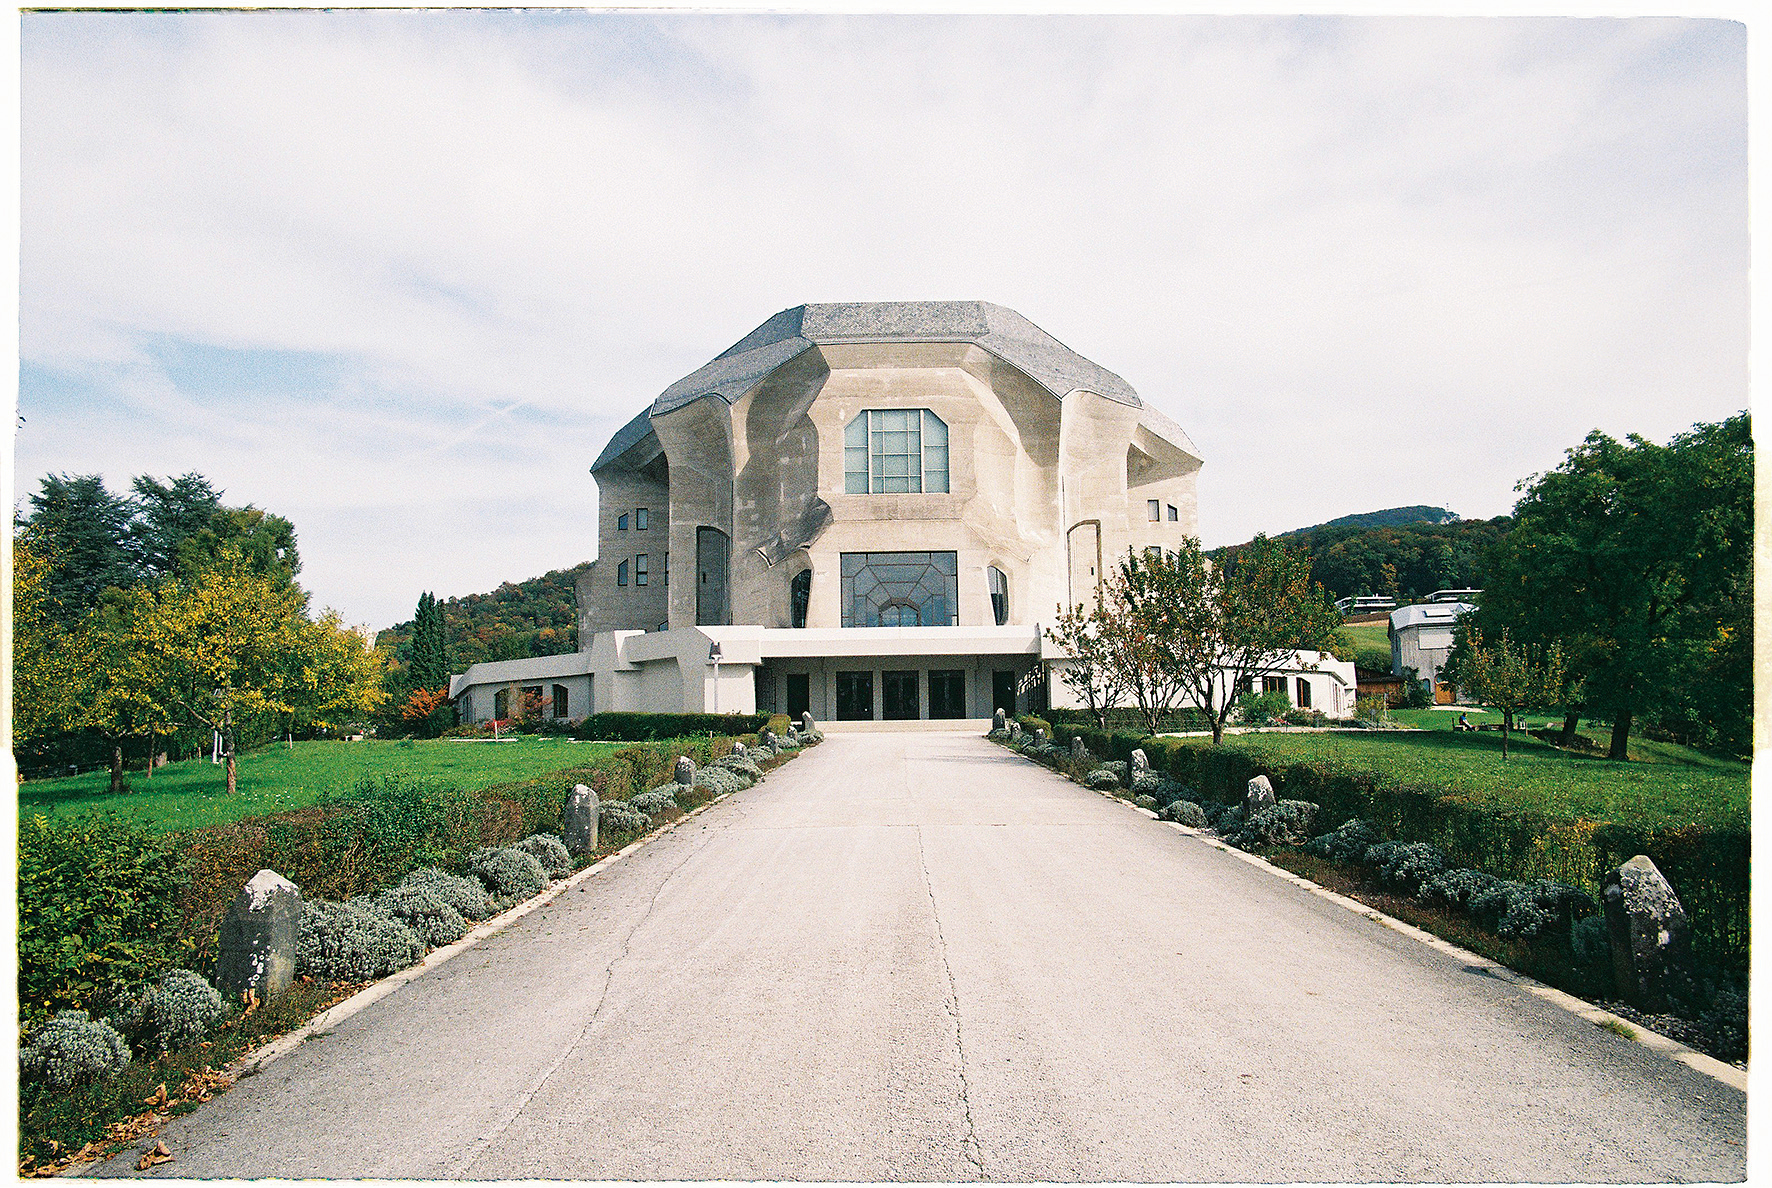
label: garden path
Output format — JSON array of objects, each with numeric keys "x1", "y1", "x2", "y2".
[{"x1": 94, "y1": 731, "x2": 1745, "y2": 1181}]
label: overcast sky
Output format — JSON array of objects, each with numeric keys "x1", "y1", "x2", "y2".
[{"x1": 16, "y1": 11, "x2": 1748, "y2": 629}]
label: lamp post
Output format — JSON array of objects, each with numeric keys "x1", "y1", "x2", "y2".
[{"x1": 709, "y1": 640, "x2": 723, "y2": 713}]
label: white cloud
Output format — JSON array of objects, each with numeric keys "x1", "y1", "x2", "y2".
[{"x1": 17, "y1": 12, "x2": 1747, "y2": 625}]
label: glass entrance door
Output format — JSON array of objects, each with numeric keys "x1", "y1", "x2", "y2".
[
  {"x1": 786, "y1": 673, "x2": 811, "y2": 718},
  {"x1": 992, "y1": 670, "x2": 1017, "y2": 716},
  {"x1": 882, "y1": 671, "x2": 919, "y2": 720},
  {"x1": 928, "y1": 670, "x2": 965, "y2": 719},
  {"x1": 836, "y1": 671, "x2": 874, "y2": 720}
]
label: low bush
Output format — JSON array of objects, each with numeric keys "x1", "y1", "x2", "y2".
[
  {"x1": 468, "y1": 847, "x2": 550, "y2": 911},
  {"x1": 513, "y1": 833, "x2": 573, "y2": 878},
  {"x1": 692, "y1": 766, "x2": 747, "y2": 796},
  {"x1": 598, "y1": 801, "x2": 648, "y2": 838},
  {"x1": 1418, "y1": 867, "x2": 1505, "y2": 914},
  {"x1": 1366, "y1": 840, "x2": 1448, "y2": 894},
  {"x1": 1085, "y1": 768, "x2": 1121, "y2": 790},
  {"x1": 1303, "y1": 818, "x2": 1382, "y2": 864},
  {"x1": 631, "y1": 786, "x2": 681, "y2": 816},
  {"x1": 1132, "y1": 794, "x2": 1158, "y2": 811},
  {"x1": 374, "y1": 883, "x2": 470, "y2": 948},
  {"x1": 18, "y1": 815, "x2": 188, "y2": 1026},
  {"x1": 296, "y1": 898, "x2": 425, "y2": 982},
  {"x1": 119, "y1": 969, "x2": 231, "y2": 1054},
  {"x1": 1241, "y1": 799, "x2": 1319, "y2": 847},
  {"x1": 1235, "y1": 690, "x2": 1293, "y2": 727},
  {"x1": 571, "y1": 712, "x2": 769, "y2": 741},
  {"x1": 1161, "y1": 799, "x2": 1208, "y2": 828},
  {"x1": 1468, "y1": 879, "x2": 1594, "y2": 943},
  {"x1": 399, "y1": 866, "x2": 491, "y2": 920},
  {"x1": 717, "y1": 754, "x2": 764, "y2": 780},
  {"x1": 19, "y1": 1011, "x2": 131, "y2": 1088}
]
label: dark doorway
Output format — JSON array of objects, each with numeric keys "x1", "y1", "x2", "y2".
[
  {"x1": 882, "y1": 671, "x2": 919, "y2": 720},
  {"x1": 929, "y1": 670, "x2": 965, "y2": 719},
  {"x1": 992, "y1": 670, "x2": 1017, "y2": 717},
  {"x1": 696, "y1": 526, "x2": 730, "y2": 626},
  {"x1": 754, "y1": 669, "x2": 772, "y2": 714},
  {"x1": 786, "y1": 673, "x2": 811, "y2": 719},
  {"x1": 1296, "y1": 677, "x2": 1311, "y2": 709},
  {"x1": 836, "y1": 671, "x2": 874, "y2": 720}
]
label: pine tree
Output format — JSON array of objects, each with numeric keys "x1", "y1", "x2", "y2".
[{"x1": 407, "y1": 592, "x2": 452, "y2": 691}]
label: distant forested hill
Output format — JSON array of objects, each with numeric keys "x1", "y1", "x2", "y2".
[
  {"x1": 380, "y1": 562, "x2": 591, "y2": 670},
  {"x1": 1216, "y1": 515, "x2": 1511, "y2": 602},
  {"x1": 1287, "y1": 505, "x2": 1457, "y2": 534}
]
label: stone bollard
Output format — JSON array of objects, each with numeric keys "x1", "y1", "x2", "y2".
[
  {"x1": 1602, "y1": 855, "x2": 1699, "y2": 1012},
  {"x1": 1244, "y1": 774, "x2": 1277, "y2": 816},
  {"x1": 674, "y1": 756, "x2": 695, "y2": 786},
  {"x1": 800, "y1": 711, "x2": 816, "y2": 734},
  {"x1": 732, "y1": 740, "x2": 747, "y2": 757},
  {"x1": 1033, "y1": 727, "x2": 1047, "y2": 744},
  {"x1": 994, "y1": 708, "x2": 1007, "y2": 732},
  {"x1": 1130, "y1": 748, "x2": 1150, "y2": 775},
  {"x1": 762, "y1": 729, "x2": 779, "y2": 750},
  {"x1": 1007, "y1": 720, "x2": 1021, "y2": 739},
  {"x1": 1070, "y1": 736, "x2": 1089, "y2": 761},
  {"x1": 563, "y1": 783, "x2": 600, "y2": 856},
  {"x1": 216, "y1": 870, "x2": 302, "y2": 1001}
]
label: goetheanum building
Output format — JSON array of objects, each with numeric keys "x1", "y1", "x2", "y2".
[{"x1": 450, "y1": 300, "x2": 1353, "y2": 723}]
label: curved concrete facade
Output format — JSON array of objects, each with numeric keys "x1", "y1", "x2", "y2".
[{"x1": 458, "y1": 301, "x2": 1212, "y2": 722}]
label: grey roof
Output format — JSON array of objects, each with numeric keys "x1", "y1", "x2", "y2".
[
  {"x1": 594, "y1": 406, "x2": 658, "y2": 472},
  {"x1": 597, "y1": 302, "x2": 1150, "y2": 471},
  {"x1": 1389, "y1": 602, "x2": 1476, "y2": 633}
]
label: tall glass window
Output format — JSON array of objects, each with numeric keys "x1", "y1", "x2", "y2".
[
  {"x1": 844, "y1": 409, "x2": 949, "y2": 494},
  {"x1": 790, "y1": 568, "x2": 812, "y2": 628},
  {"x1": 988, "y1": 566, "x2": 1009, "y2": 626},
  {"x1": 635, "y1": 554, "x2": 649, "y2": 586}
]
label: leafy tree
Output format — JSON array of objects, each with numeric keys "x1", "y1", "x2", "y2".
[
  {"x1": 132, "y1": 545, "x2": 312, "y2": 794},
  {"x1": 20, "y1": 475, "x2": 138, "y2": 628},
  {"x1": 1446, "y1": 627, "x2": 1569, "y2": 759},
  {"x1": 406, "y1": 592, "x2": 453, "y2": 691},
  {"x1": 1119, "y1": 536, "x2": 1341, "y2": 745},
  {"x1": 400, "y1": 687, "x2": 454, "y2": 738},
  {"x1": 10, "y1": 528, "x2": 84, "y2": 747},
  {"x1": 176, "y1": 504, "x2": 301, "y2": 581},
  {"x1": 75, "y1": 592, "x2": 178, "y2": 794},
  {"x1": 289, "y1": 610, "x2": 388, "y2": 737},
  {"x1": 1043, "y1": 601, "x2": 1128, "y2": 729},
  {"x1": 1471, "y1": 413, "x2": 1751, "y2": 760},
  {"x1": 1112, "y1": 551, "x2": 1203, "y2": 734},
  {"x1": 128, "y1": 473, "x2": 223, "y2": 579}
]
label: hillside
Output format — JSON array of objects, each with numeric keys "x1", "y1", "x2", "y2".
[
  {"x1": 1215, "y1": 515, "x2": 1511, "y2": 603},
  {"x1": 380, "y1": 561, "x2": 591, "y2": 671},
  {"x1": 1284, "y1": 505, "x2": 1457, "y2": 535}
]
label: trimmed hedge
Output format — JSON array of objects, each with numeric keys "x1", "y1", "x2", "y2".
[{"x1": 571, "y1": 712, "x2": 769, "y2": 741}]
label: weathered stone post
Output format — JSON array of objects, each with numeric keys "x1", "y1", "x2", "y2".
[
  {"x1": 674, "y1": 756, "x2": 695, "y2": 786},
  {"x1": 1070, "y1": 736, "x2": 1089, "y2": 761},
  {"x1": 563, "y1": 783, "x2": 599, "y2": 856},
  {"x1": 1007, "y1": 720, "x2": 1021, "y2": 739},
  {"x1": 1602, "y1": 855, "x2": 1698, "y2": 1012},
  {"x1": 761, "y1": 729, "x2": 779, "y2": 750},
  {"x1": 1244, "y1": 774, "x2": 1277, "y2": 816},
  {"x1": 1033, "y1": 727, "x2": 1047, "y2": 744},
  {"x1": 732, "y1": 740, "x2": 747, "y2": 757},
  {"x1": 216, "y1": 870, "x2": 302, "y2": 1001},
  {"x1": 993, "y1": 708, "x2": 1007, "y2": 732},
  {"x1": 800, "y1": 711, "x2": 816, "y2": 734},
  {"x1": 1130, "y1": 748, "x2": 1150, "y2": 775}
]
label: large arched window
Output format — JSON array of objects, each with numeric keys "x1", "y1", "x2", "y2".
[
  {"x1": 878, "y1": 602, "x2": 921, "y2": 627},
  {"x1": 988, "y1": 566, "x2": 1009, "y2": 626},
  {"x1": 843, "y1": 409, "x2": 949, "y2": 494},
  {"x1": 790, "y1": 568, "x2": 812, "y2": 629}
]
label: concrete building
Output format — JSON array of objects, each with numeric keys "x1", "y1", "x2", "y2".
[
  {"x1": 450, "y1": 300, "x2": 1349, "y2": 724},
  {"x1": 1389, "y1": 601, "x2": 1477, "y2": 703}
]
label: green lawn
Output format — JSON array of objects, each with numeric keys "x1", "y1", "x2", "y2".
[
  {"x1": 1191, "y1": 727, "x2": 1747, "y2": 833},
  {"x1": 17, "y1": 738, "x2": 623, "y2": 833},
  {"x1": 1338, "y1": 620, "x2": 1391, "y2": 654}
]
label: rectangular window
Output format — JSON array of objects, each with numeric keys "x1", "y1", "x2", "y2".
[
  {"x1": 617, "y1": 513, "x2": 628, "y2": 531},
  {"x1": 635, "y1": 554, "x2": 649, "y2": 586},
  {"x1": 636, "y1": 507, "x2": 649, "y2": 531},
  {"x1": 839, "y1": 551, "x2": 958, "y2": 627},
  {"x1": 617, "y1": 560, "x2": 628, "y2": 586},
  {"x1": 1262, "y1": 675, "x2": 1287, "y2": 694},
  {"x1": 1148, "y1": 499, "x2": 1161, "y2": 521},
  {"x1": 1296, "y1": 677, "x2": 1311, "y2": 709},
  {"x1": 1167, "y1": 504, "x2": 1178, "y2": 521},
  {"x1": 844, "y1": 409, "x2": 949, "y2": 494}
]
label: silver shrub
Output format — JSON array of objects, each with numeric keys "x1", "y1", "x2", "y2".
[
  {"x1": 401, "y1": 866, "x2": 492, "y2": 920},
  {"x1": 692, "y1": 767, "x2": 746, "y2": 797},
  {"x1": 297, "y1": 898, "x2": 425, "y2": 982},
  {"x1": 21, "y1": 1010, "x2": 131, "y2": 1087},
  {"x1": 514, "y1": 832, "x2": 573, "y2": 877},
  {"x1": 469, "y1": 847, "x2": 550, "y2": 911},
  {"x1": 598, "y1": 801, "x2": 648, "y2": 837},
  {"x1": 717, "y1": 754, "x2": 764, "y2": 780},
  {"x1": 631, "y1": 787, "x2": 680, "y2": 816},
  {"x1": 774, "y1": 736, "x2": 800, "y2": 751},
  {"x1": 1085, "y1": 768, "x2": 1121, "y2": 790},
  {"x1": 125, "y1": 968, "x2": 231, "y2": 1053},
  {"x1": 375, "y1": 884, "x2": 469, "y2": 948},
  {"x1": 1132, "y1": 794, "x2": 1159, "y2": 811},
  {"x1": 1161, "y1": 800, "x2": 1208, "y2": 828}
]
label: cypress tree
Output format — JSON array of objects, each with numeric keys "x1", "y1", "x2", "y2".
[{"x1": 408, "y1": 592, "x2": 453, "y2": 690}]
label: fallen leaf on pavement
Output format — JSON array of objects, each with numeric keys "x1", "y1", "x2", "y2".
[{"x1": 136, "y1": 1141, "x2": 173, "y2": 1170}]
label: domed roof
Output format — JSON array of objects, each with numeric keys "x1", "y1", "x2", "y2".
[{"x1": 596, "y1": 302, "x2": 1160, "y2": 470}]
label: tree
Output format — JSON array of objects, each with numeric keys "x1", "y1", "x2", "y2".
[
  {"x1": 76, "y1": 591, "x2": 178, "y2": 793},
  {"x1": 20, "y1": 474, "x2": 138, "y2": 628},
  {"x1": 406, "y1": 592, "x2": 453, "y2": 691},
  {"x1": 400, "y1": 687, "x2": 453, "y2": 738},
  {"x1": 128, "y1": 473, "x2": 223, "y2": 580},
  {"x1": 176, "y1": 505, "x2": 301, "y2": 581},
  {"x1": 132, "y1": 545, "x2": 312, "y2": 794},
  {"x1": 10, "y1": 528, "x2": 84, "y2": 748},
  {"x1": 1044, "y1": 601, "x2": 1129, "y2": 729},
  {"x1": 1472, "y1": 413, "x2": 1751, "y2": 759},
  {"x1": 1446, "y1": 626, "x2": 1568, "y2": 759},
  {"x1": 1113, "y1": 551, "x2": 1202, "y2": 734},
  {"x1": 1121, "y1": 536, "x2": 1341, "y2": 745},
  {"x1": 290, "y1": 611, "x2": 388, "y2": 738}
]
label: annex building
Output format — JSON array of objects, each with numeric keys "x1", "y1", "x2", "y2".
[{"x1": 451, "y1": 301, "x2": 1353, "y2": 724}]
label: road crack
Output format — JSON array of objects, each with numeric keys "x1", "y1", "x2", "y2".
[
  {"x1": 917, "y1": 825, "x2": 987, "y2": 1180},
  {"x1": 449, "y1": 827, "x2": 714, "y2": 1176}
]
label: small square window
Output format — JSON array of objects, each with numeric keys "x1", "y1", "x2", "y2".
[
  {"x1": 1167, "y1": 504, "x2": 1178, "y2": 521},
  {"x1": 636, "y1": 554, "x2": 649, "y2": 586},
  {"x1": 617, "y1": 513, "x2": 628, "y2": 531},
  {"x1": 1148, "y1": 499, "x2": 1160, "y2": 522},
  {"x1": 617, "y1": 560, "x2": 629, "y2": 586},
  {"x1": 636, "y1": 508, "x2": 649, "y2": 531}
]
